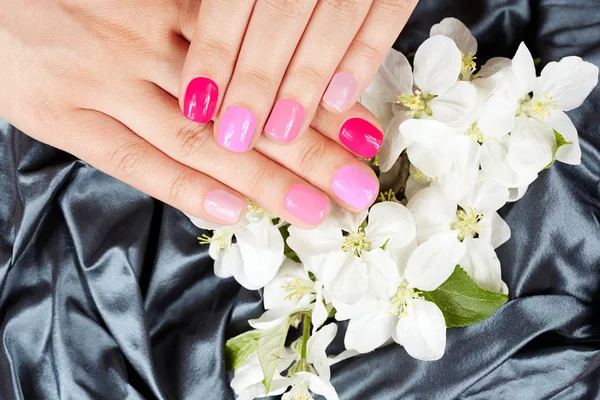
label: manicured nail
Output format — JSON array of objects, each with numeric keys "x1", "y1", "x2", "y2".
[
  {"x1": 323, "y1": 72, "x2": 358, "y2": 112},
  {"x1": 204, "y1": 190, "x2": 246, "y2": 224},
  {"x1": 332, "y1": 166, "x2": 378, "y2": 209},
  {"x1": 284, "y1": 184, "x2": 329, "y2": 226},
  {"x1": 183, "y1": 77, "x2": 218, "y2": 123},
  {"x1": 264, "y1": 98, "x2": 305, "y2": 143},
  {"x1": 339, "y1": 118, "x2": 383, "y2": 158},
  {"x1": 218, "y1": 106, "x2": 256, "y2": 152}
]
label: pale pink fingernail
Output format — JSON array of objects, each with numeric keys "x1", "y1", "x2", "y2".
[
  {"x1": 264, "y1": 98, "x2": 305, "y2": 143},
  {"x1": 218, "y1": 106, "x2": 256, "y2": 152},
  {"x1": 204, "y1": 190, "x2": 246, "y2": 223},
  {"x1": 332, "y1": 166, "x2": 378, "y2": 210},
  {"x1": 323, "y1": 72, "x2": 358, "y2": 112},
  {"x1": 284, "y1": 184, "x2": 329, "y2": 226}
]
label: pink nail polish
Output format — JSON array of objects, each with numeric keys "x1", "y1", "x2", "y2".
[
  {"x1": 184, "y1": 77, "x2": 218, "y2": 123},
  {"x1": 323, "y1": 72, "x2": 358, "y2": 112},
  {"x1": 339, "y1": 118, "x2": 383, "y2": 158},
  {"x1": 284, "y1": 184, "x2": 329, "y2": 226},
  {"x1": 218, "y1": 106, "x2": 256, "y2": 152},
  {"x1": 204, "y1": 190, "x2": 246, "y2": 223},
  {"x1": 332, "y1": 166, "x2": 378, "y2": 210},
  {"x1": 264, "y1": 98, "x2": 305, "y2": 143}
]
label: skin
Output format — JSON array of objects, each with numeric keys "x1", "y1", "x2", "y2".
[{"x1": 0, "y1": 0, "x2": 417, "y2": 228}]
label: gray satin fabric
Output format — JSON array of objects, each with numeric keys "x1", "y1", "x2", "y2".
[{"x1": 1, "y1": 0, "x2": 599, "y2": 399}]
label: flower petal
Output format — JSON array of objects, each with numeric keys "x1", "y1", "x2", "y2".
[
  {"x1": 322, "y1": 252, "x2": 368, "y2": 305},
  {"x1": 414, "y1": 35, "x2": 462, "y2": 95},
  {"x1": 366, "y1": 202, "x2": 416, "y2": 249},
  {"x1": 546, "y1": 111, "x2": 581, "y2": 165},
  {"x1": 480, "y1": 136, "x2": 527, "y2": 187},
  {"x1": 428, "y1": 81, "x2": 477, "y2": 123},
  {"x1": 378, "y1": 112, "x2": 412, "y2": 172},
  {"x1": 249, "y1": 306, "x2": 299, "y2": 331},
  {"x1": 508, "y1": 184, "x2": 530, "y2": 202},
  {"x1": 434, "y1": 135, "x2": 481, "y2": 203},
  {"x1": 386, "y1": 240, "x2": 417, "y2": 278},
  {"x1": 534, "y1": 56, "x2": 599, "y2": 111},
  {"x1": 395, "y1": 299, "x2": 446, "y2": 361},
  {"x1": 363, "y1": 248, "x2": 401, "y2": 299},
  {"x1": 185, "y1": 213, "x2": 224, "y2": 230},
  {"x1": 406, "y1": 187, "x2": 457, "y2": 244},
  {"x1": 345, "y1": 312, "x2": 396, "y2": 353},
  {"x1": 287, "y1": 224, "x2": 343, "y2": 257},
  {"x1": 479, "y1": 212, "x2": 512, "y2": 249},
  {"x1": 312, "y1": 284, "x2": 328, "y2": 333},
  {"x1": 407, "y1": 142, "x2": 454, "y2": 178},
  {"x1": 511, "y1": 42, "x2": 537, "y2": 95},
  {"x1": 216, "y1": 244, "x2": 242, "y2": 279},
  {"x1": 302, "y1": 372, "x2": 340, "y2": 400},
  {"x1": 477, "y1": 93, "x2": 518, "y2": 139},
  {"x1": 507, "y1": 116, "x2": 556, "y2": 175},
  {"x1": 477, "y1": 57, "x2": 512, "y2": 79},
  {"x1": 327, "y1": 204, "x2": 368, "y2": 233},
  {"x1": 307, "y1": 323, "x2": 337, "y2": 380},
  {"x1": 264, "y1": 258, "x2": 310, "y2": 310},
  {"x1": 405, "y1": 233, "x2": 466, "y2": 291},
  {"x1": 365, "y1": 48, "x2": 414, "y2": 102},
  {"x1": 460, "y1": 238, "x2": 503, "y2": 293},
  {"x1": 460, "y1": 178, "x2": 509, "y2": 212},
  {"x1": 430, "y1": 17, "x2": 477, "y2": 55}
]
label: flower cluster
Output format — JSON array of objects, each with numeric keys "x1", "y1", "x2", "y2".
[{"x1": 189, "y1": 18, "x2": 598, "y2": 400}]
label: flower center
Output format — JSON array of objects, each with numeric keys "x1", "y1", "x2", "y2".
[
  {"x1": 198, "y1": 230, "x2": 233, "y2": 255},
  {"x1": 397, "y1": 90, "x2": 435, "y2": 118},
  {"x1": 282, "y1": 277, "x2": 314, "y2": 301},
  {"x1": 450, "y1": 207, "x2": 484, "y2": 241},
  {"x1": 341, "y1": 228, "x2": 371, "y2": 257},
  {"x1": 283, "y1": 381, "x2": 313, "y2": 400},
  {"x1": 519, "y1": 93, "x2": 558, "y2": 120},
  {"x1": 247, "y1": 200, "x2": 269, "y2": 219},
  {"x1": 466, "y1": 122, "x2": 484, "y2": 144},
  {"x1": 460, "y1": 52, "x2": 477, "y2": 81},
  {"x1": 389, "y1": 281, "x2": 422, "y2": 318}
]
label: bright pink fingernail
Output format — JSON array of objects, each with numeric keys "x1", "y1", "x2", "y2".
[
  {"x1": 264, "y1": 98, "x2": 305, "y2": 143},
  {"x1": 323, "y1": 72, "x2": 358, "y2": 112},
  {"x1": 218, "y1": 106, "x2": 256, "y2": 152},
  {"x1": 184, "y1": 77, "x2": 218, "y2": 123},
  {"x1": 284, "y1": 184, "x2": 329, "y2": 226},
  {"x1": 204, "y1": 190, "x2": 246, "y2": 223},
  {"x1": 339, "y1": 118, "x2": 383, "y2": 158},
  {"x1": 332, "y1": 166, "x2": 378, "y2": 210}
]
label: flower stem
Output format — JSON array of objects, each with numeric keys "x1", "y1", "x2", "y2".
[{"x1": 300, "y1": 314, "x2": 311, "y2": 360}]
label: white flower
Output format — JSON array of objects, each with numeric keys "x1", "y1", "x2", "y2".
[
  {"x1": 337, "y1": 242, "x2": 446, "y2": 361},
  {"x1": 188, "y1": 205, "x2": 284, "y2": 290},
  {"x1": 406, "y1": 182, "x2": 510, "y2": 292},
  {"x1": 287, "y1": 203, "x2": 416, "y2": 305},
  {"x1": 230, "y1": 350, "x2": 296, "y2": 400},
  {"x1": 478, "y1": 43, "x2": 599, "y2": 175}
]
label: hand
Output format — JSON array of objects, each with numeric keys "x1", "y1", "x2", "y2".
[
  {"x1": 0, "y1": 0, "x2": 381, "y2": 229},
  {"x1": 180, "y1": 0, "x2": 418, "y2": 152}
]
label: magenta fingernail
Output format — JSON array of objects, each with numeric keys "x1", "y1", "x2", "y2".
[
  {"x1": 204, "y1": 190, "x2": 246, "y2": 223},
  {"x1": 218, "y1": 106, "x2": 256, "y2": 152},
  {"x1": 339, "y1": 118, "x2": 383, "y2": 158},
  {"x1": 284, "y1": 184, "x2": 329, "y2": 226},
  {"x1": 183, "y1": 77, "x2": 219, "y2": 123},
  {"x1": 264, "y1": 98, "x2": 305, "y2": 143},
  {"x1": 323, "y1": 72, "x2": 358, "y2": 112},
  {"x1": 332, "y1": 166, "x2": 378, "y2": 210}
]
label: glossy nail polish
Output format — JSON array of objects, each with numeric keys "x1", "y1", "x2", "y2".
[
  {"x1": 331, "y1": 165, "x2": 378, "y2": 209},
  {"x1": 204, "y1": 190, "x2": 246, "y2": 223},
  {"x1": 218, "y1": 106, "x2": 256, "y2": 152},
  {"x1": 323, "y1": 72, "x2": 358, "y2": 112},
  {"x1": 264, "y1": 98, "x2": 305, "y2": 143},
  {"x1": 339, "y1": 118, "x2": 384, "y2": 158},
  {"x1": 284, "y1": 184, "x2": 329, "y2": 226},
  {"x1": 184, "y1": 77, "x2": 218, "y2": 123}
]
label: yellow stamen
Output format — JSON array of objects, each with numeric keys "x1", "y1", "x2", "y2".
[{"x1": 450, "y1": 207, "x2": 484, "y2": 241}]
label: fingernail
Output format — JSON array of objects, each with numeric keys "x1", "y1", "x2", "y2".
[
  {"x1": 183, "y1": 77, "x2": 218, "y2": 123},
  {"x1": 339, "y1": 118, "x2": 383, "y2": 158},
  {"x1": 204, "y1": 190, "x2": 246, "y2": 223},
  {"x1": 332, "y1": 166, "x2": 378, "y2": 209},
  {"x1": 284, "y1": 184, "x2": 329, "y2": 226},
  {"x1": 323, "y1": 72, "x2": 358, "y2": 112},
  {"x1": 218, "y1": 106, "x2": 256, "y2": 152},
  {"x1": 264, "y1": 98, "x2": 305, "y2": 143}
]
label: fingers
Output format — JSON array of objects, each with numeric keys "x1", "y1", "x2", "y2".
[
  {"x1": 179, "y1": 0, "x2": 255, "y2": 124},
  {"x1": 323, "y1": 0, "x2": 419, "y2": 113},
  {"x1": 99, "y1": 84, "x2": 332, "y2": 229},
  {"x1": 270, "y1": 0, "x2": 373, "y2": 144},
  {"x1": 212, "y1": 0, "x2": 318, "y2": 151},
  {"x1": 54, "y1": 109, "x2": 248, "y2": 225}
]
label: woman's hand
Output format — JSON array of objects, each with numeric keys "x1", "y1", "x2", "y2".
[
  {"x1": 180, "y1": 0, "x2": 418, "y2": 151},
  {"x1": 0, "y1": 0, "x2": 383, "y2": 228}
]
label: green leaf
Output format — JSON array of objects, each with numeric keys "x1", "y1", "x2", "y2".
[
  {"x1": 258, "y1": 314, "x2": 295, "y2": 393},
  {"x1": 225, "y1": 330, "x2": 262, "y2": 371},
  {"x1": 280, "y1": 225, "x2": 300, "y2": 263},
  {"x1": 545, "y1": 130, "x2": 573, "y2": 169},
  {"x1": 421, "y1": 266, "x2": 509, "y2": 328}
]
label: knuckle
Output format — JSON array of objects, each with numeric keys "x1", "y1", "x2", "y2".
[
  {"x1": 239, "y1": 67, "x2": 277, "y2": 94},
  {"x1": 296, "y1": 136, "x2": 327, "y2": 176},
  {"x1": 246, "y1": 163, "x2": 276, "y2": 195},
  {"x1": 174, "y1": 120, "x2": 211, "y2": 160},
  {"x1": 168, "y1": 169, "x2": 192, "y2": 204},
  {"x1": 377, "y1": 0, "x2": 419, "y2": 14},
  {"x1": 109, "y1": 142, "x2": 150, "y2": 178},
  {"x1": 194, "y1": 37, "x2": 231, "y2": 61},
  {"x1": 352, "y1": 37, "x2": 386, "y2": 65},
  {"x1": 263, "y1": 0, "x2": 310, "y2": 19},
  {"x1": 322, "y1": 0, "x2": 363, "y2": 18},
  {"x1": 292, "y1": 63, "x2": 329, "y2": 90}
]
